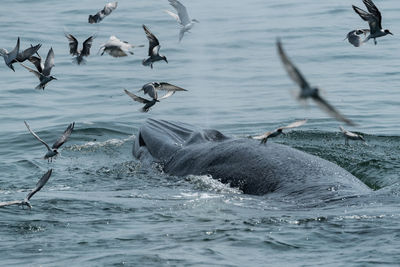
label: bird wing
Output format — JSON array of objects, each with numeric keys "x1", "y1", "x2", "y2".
[
  {"x1": 124, "y1": 89, "x2": 151, "y2": 104},
  {"x1": 279, "y1": 119, "x2": 307, "y2": 130},
  {"x1": 352, "y1": 5, "x2": 380, "y2": 34},
  {"x1": 164, "y1": 10, "x2": 181, "y2": 24},
  {"x1": 312, "y1": 94, "x2": 356, "y2": 126},
  {"x1": 25, "y1": 169, "x2": 52, "y2": 201},
  {"x1": 158, "y1": 82, "x2": 187, "y2": 91},
  {"x1": 276, "y1": 40, "x2": 311, "y2": 91},
  {"x1": 52, "y1": 122, "x2": 74, "y2": 149},
  {"x1": 252, "y1": 131, "x2": 274, "y2": 140},
  {"x1": 363, "y1": 0, "x2": 382, "y2": 28},
  {"x1": 16, "y1": 43, "x2": 41, "y2": 62},
  {"x1": 102, "y1": 1, "x2": 118, "y2": 16},
  {"x1": 65, "y1": 34, "x2": 79, "y2": 56},
  {"x1": 0, "y1": 200, "x2": 23, "y2": 208},
  {"x1": 81, "y1": 35, "x2": 95, "y2": 57},
  {"x1": 339, "y1": 126, "x2": 346, "y2": 133},
  {"x1": 8, "y1": 37, "x2": 20, "y2": 62},
  {"x1": 20, "y1": 63, "x2": 42, "y2": 79},
  {"x1": 169, "y1": 0, "x2": 190, "y2": 25},
  {"x1": 24, "y1": 120, "x2": 52, "y2": 151},
  {"x1": 157, "y1": 90, "x2": 175, "y2": 100},
  {"x1": 108, "y1": 47, "x2": 128, "y2": 57},
  {"x1": 28, "y1": 55, "x2": 43, "y2": 73},
  {"x1": 143, "y1": 25, "x2": 160, "y2": 56},
  {"x1": 43, "y1": 47, "x2": 55, "y2": 76}
]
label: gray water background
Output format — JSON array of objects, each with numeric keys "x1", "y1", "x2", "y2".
[{"x1": 0, "y1": 0, "x2": 400, "y2": 266}]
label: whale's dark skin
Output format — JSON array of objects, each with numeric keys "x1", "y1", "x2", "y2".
[{"x1": 133, "y1": 119, "x2": 371, "y2": 199}]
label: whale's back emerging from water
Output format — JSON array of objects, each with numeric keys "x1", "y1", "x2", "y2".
[{"x1": 133, "y1": 119, "x2": 371, "y2": 198}]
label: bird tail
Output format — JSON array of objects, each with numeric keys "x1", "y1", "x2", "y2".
[{"x1": 35, "y1": 84, "x2": 44, "y2": 90}]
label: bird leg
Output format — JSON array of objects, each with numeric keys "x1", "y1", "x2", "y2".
[{"x1": 374, "y1": 38, "x2": 377, "y2": 45}]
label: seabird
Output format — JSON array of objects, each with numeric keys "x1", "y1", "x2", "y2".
[
  {"x1": 124, "y1": 88, "x2": 178, "y2": 112},
  {"x1": 165, "y1": 0, "x2": 199, "y2": 42},
  {"x1": 277, "y1": 39, "x2": 356, "y2": 126},
  {"x1": 88, "y1": 2, "x2": 118, "y2": 24},
  {"x1": 352, "y1": 0, "x2": 393, "y2": 45},
  {"x1": 65, "y1": 33, "x2": 95, "y2": 64},
  {"x1": 0, "y1": 37, "x2": 20, "y2": 71},
  {"x1": 0, "y1": 169, "x2": 52, "y2": 209},
  {"x1": 142, "y1": 25, "x2": 168, "y2": 69},
  {"x1": 345, "y1": 29, "x2": 370, "y2": 47},
  {"x1": 20, "y1": 47, "x2": 57, "y2": 89},
  {"x1": 252, "y1": 119, "x2": 307, "y2": 144},
  {"x1": 99, "y1": 36, "x2": 143, "y2": 57},
  {"x1": 339, "y1": 126, "x2": 365, "y2": 145},
  {"x1": 138, "y1": 82, "x2": 187, "y2": 99},
  {"x1": 24, "y1": 121, "x2": 75, "y2": 162}
]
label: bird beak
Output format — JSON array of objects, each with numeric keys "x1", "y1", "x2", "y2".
[{"x1": 164, "y1": 58, "x2": 168, "y2": 63}]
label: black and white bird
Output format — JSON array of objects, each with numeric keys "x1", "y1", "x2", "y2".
[
  {"x1": 99, "y1": 36, "x2": 143, "y2": 57},
  {"x1": 138, "y1": 82, "x2": 187, "y2": 99},
  {"x1": 88, "y1": 2, "x2": 118, "y2": 24},
  {"x1": 142, "y1": 25, "x2": 168, "y2": 69},
  {"x1": 20, "y1": 47, "x2": 57, "y2": 89},
  {"x1": 124, "y1": 88, "x2": 181, "y2": 113},
  {"x1": 24, "y1": 121, "x2": 75, "y2": 162},
  {"x1": 0, "y1": 37, "x2": 20, "y2": 71},
  {"x1": 352, "y1": 0, "x2": 393, "y2": 45},
  {"x1": 277, "y1": 40, "x2": 356, "y2": 126},
  {"x1": 65, "y1": 33, "x2": 95, "y2": 64},
  {"x1": 339, "y1": 126, "x2": 365, "y2": 145},
  {"x1": 0, "y1": 169, "x2": 52, "y2": 209},
  {"x1": 165, "y1": 0, "x2": 199, "y2": 42},
  {"x1": 345, "y1": 29, "x2": 370, "y2": 47},
  {"x1": 252, "y1": 120, "x2": 307, "y2": 144}
]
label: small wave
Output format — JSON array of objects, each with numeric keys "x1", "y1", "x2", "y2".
[
  {"x1": 68, "y1": 135, "x2": 135, "y2": 152},
  {"x1": 185, "y1": 174, "x2": 242, "y2": 195}
]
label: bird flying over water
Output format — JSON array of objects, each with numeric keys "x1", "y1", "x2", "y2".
[
  {"x1": 99, "y1": 36, "x2": 143, "y2": 57},
  {"x1": 124, "y1": 87, "x2": 180, "y2": 113},
  {"x1": 65, "y1": 33, "x2": 95, "y2": 64},
  {"x1": 252, "y1": 120, "x2": 307, "y2": 144},
  {"x1": 138, "y1": 82, "x2": 187, "y2": 99},
  {"x1": 142, "y1": 25, "x2": 168, "y2": 69},
  {"x1": 352, "y1": 0, "x2": 392, "y2": 45},
  {"x1": 20, "y1": 47, "x2": 56, "y2": 89},
  {"x1": 24, "y1": 121, "x2": 75, "y2": 162},
  {"x1": 0, "y1": 169, "x2": 52, "y2": 209},
  {"x1": 165, "y1": 0, "x2": 199, "y2": 42},
  {"x1": 345, "y1": 29, "x2": 370, "y2": 47},
  {"x1": 339, "y1": 126, "x2": 365, "y2": 145},
  {"x1": 0, "y1": 37, "x2": 20, "y2": 71},
  {"x1": 277, "y1": 39, "x2": 356, "y2": 126},
  {"x1": 88, "y1": 2, "x2": 118, "y2": 24}
]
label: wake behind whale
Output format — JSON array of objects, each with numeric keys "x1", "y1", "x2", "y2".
[{"x1": 133, "y1": 119, "x2": 371, "y2": 201}]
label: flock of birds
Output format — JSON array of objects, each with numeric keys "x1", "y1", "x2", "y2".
[{"x1": 0, "y1": 0, "x2": 384, "y2": 209}]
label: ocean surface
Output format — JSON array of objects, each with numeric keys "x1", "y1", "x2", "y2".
[{"x1": 1, "y1": 0, "x2": 400, "y2": 266}]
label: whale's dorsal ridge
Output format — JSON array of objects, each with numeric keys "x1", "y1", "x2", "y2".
[{"x1": 185, "y1": 129, "x2": 229, "y2": 146}]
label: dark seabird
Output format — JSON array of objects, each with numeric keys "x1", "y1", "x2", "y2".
[
  {"x1": 252, "y1": 119, "x2": 307, "y2": 144},
  {"x1": 20, "y1": 47, "x2": 57, "y2": 89},
  {"x1": 0, "y1": 169, "x2": 52, "y2": 209},
  {"x1": 165, "y1": 0, "x2": 199, "y2": 42},
  {"x1": 99, "y1": 36, "x2": 143, "y2": 57},
  {"x1": 339, "y1": 126, "x2": 365, "y2": 145},
  {"x1": 345, "y1": 29, "x2": 370, "y2": 47},
  {"x1": 142, "y1": 25, "x2": 168, "y2": 69},
  {"x1": 138, "y1": 82, "x2": 187, "y2": 99},
  {"x1": 88, "y1": 2, "x2": 118, "y2": 24},
  {"x1": 0, "y1": 37, "x2": 20, "y2": 71},
  {"x1": 352, "y1": 0, "x2": 393, "y2": 45},
  {"x1": 277, "y1": 39, "x2": 356, "y2": 126},
  {"x1": 24, "y1": 121, "x2": 75, "y2": 162},
  {"x1": 65, "y1": 33, "x2": 95, "y2": 65},
  {"x1": 124, "y1": 89, "x2": 178, "y2": 112}
]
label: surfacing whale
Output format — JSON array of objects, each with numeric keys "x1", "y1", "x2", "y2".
[{"x1": 133, "y1": 119, "x2": 371, "y2": 200}]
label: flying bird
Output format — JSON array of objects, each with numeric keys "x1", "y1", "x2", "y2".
[
  {"x1": 165, "y1": 0, "x2": 199, "y2": 42},
  {"x1": 345, "y1": 29, "x2": 370, "y2": 47},
  {"x1": 20, "y1": 47, "x2": 57, "y2": 89},
  {"x1": 339, "y1": 126, "x2": 365, "y2": 145},
  {"x1": 277, "y1": 40, "x2": 356, "y2": 126},
  {"x1": 124, "y1": 88, "x2": 179, "y2": 112},
  {"x1": 252, "y1": 120, "x2": 307, "y2": 144},
  {"x1": 65, "y1": 33, "x2": 95, "y2": 64},
  {"x1": 138, "y1": 82, "x2": 187, "y2": 99},
  {"x1": 142, "y1": 25, "x2": 168, "y2": 69},
  {"x1": 99, "y1": 36, "x2": 143, "y2": 57},
  {"x1": 24, "y1": 121, "x2": 75, "y2": 162},
  {"x1": 352, "y1": 0, "x2": 393, "y2": 45},
  {"x1": 0, "y1": 169, "x2": 52, "y2": 209},
  {"x1": 0, "y1": 37, "x2": 20, "y2": 71},
  {"x1": 88, "y1": 2, "x2": 118, "y2": 24}
]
